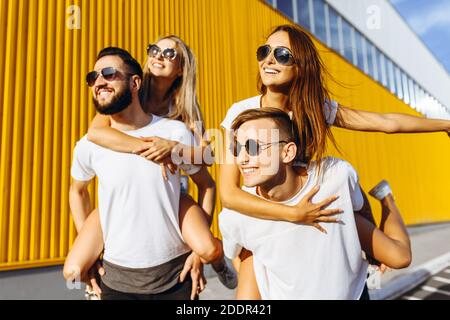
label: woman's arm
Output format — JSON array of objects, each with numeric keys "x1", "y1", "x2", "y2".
[
  {"x1": 88, "y1": 114, "x2": 214, "y2": 167},
  {"x1": 138, "y1": 137, "x2": 214, "y2": 167},
  {"x1": 335, "y1": 105, "x2": 450, "y2": 134},
  {"x1": 87, "y1": 113, "x2": 147, "y2": 152},
  {"x1": 219, "y1": 131, "x2": 341, "y2": 226},
  {"x1": 355, "y1": 194, "x2": 412, "y2": 269}
]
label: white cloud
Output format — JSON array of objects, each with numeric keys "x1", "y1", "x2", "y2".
[{"x1": 407, "y1": 1, "x2": 450, "y2": 35}]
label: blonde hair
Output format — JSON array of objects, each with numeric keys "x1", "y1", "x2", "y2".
[{"x1": 140, "y1": 35, "x2": 205, "y2": 138}]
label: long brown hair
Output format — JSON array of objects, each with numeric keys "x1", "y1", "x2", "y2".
[{"x1": 257, "y1": 24, "x2": 338, "y2": 168}]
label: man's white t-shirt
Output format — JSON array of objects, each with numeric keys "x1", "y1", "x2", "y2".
[
  {"x1": 220, "y1": 95, "x2": 339, "y2": 130},
  {"x1": 71, "y1": 115, "x2": 201, "y2": 269},
  {"x1": 219, "y1": 157, "x2": 368, "y2": 300}
]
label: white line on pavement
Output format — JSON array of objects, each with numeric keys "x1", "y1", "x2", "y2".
[
  {"x1": 432, "y1": 276, "x2": 450, "y2": 284},
  {"x1": 421, "y1": 286, "x2": 450, "y2": 297},
  {"x1": 402, "y1": 296, "x2": 422, "y2": 300}
]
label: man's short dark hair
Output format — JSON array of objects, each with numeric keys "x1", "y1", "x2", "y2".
[
  {"x1": 97, "y1": 47, "x2": 143, "y2": 79},
  {"x1": 231, "y1": 108, "x2": 299, "y2": 144}
]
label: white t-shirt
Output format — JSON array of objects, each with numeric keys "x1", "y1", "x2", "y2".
[
  {"x1": 219, "y1": 157, "x2": 368, "y2": 300},
  {"x1": 220, "y1": 95, "x2": 339, "y2": 130},
  {"x1": 71, "y1": 115, "x2": 201, "y2": 269}
]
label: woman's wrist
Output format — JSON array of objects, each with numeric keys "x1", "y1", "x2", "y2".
[
  {"x1": 281, "y1": 206, "x2": 297, "y2": 222},
  {"x1": 131, "y1": 140, "x2": 147, "y2": 154}
]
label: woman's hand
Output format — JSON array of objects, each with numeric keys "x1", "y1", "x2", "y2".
[
  {"x1": 159, "y1": 161, "x2": 178, "y2": 181},
  {"x1": 291, "y1": 185, "x2": 343, "y2": 233},
  {"x1": 132, "y1": 137, "x2": 179, "y2": 180},
  {"x1": 135, "y1": 137, "x2": 179, "y2": 163},
  {"x1": 179, "y1": 252, "x2": 207, "y2": 300}
]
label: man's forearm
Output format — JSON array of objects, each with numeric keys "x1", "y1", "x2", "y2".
[
  {"x1": 197, "y1": 185, "x2": 216, "y2": 226},
  {"x1": 69, "y1": 188, "x2": 92, "y2": 233}
]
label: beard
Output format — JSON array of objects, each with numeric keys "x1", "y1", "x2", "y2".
[{"x1": 92, "y1": 85, "x2": 132, "y2": 115}]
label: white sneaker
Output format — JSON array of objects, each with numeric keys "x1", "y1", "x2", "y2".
[
  {"x1": 213, "y1": 261, "x2": 238, "y2": 290},
  {"x1": 85, "y1": 287, "x2": 100, "y2": 300},
  {"x1": 369, "y1": 180, "x2": 392, "y2": 200}
]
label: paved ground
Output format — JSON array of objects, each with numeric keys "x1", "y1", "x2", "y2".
[
  {"x1": 203, "y1": 222, "x2": 450, "y2": 300},
  {"x1": 399, "y1": 264, "x2": 450, "y2": 300},
  {"x1": 371, "y1": 222, "x2": 450, "y2": 290},
  {"x1": 0, "y1": 266, "x2": 84, "y2": 300},
  {"x1": 1, "y1": 222, "x2": 450, "y2": 300}
]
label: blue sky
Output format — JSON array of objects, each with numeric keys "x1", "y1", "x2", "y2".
[{"x1": 389, "y1": 0, "x2": 450, "y2": 74}]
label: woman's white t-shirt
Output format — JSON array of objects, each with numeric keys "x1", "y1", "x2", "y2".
[
  {"x1": 219, "y1": 157, "x2": 368, "y2": 300},
  {"x1": 220, "y1": 95, "x2": 339, "y2": 130}
]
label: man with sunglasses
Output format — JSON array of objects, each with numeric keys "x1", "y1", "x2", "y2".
[
  {"x1": 219, "y1": 108, "x2": 370, "y2": 299},
  {"x1": 69, "y1": 47, "x2": 203, "y2": 300}
]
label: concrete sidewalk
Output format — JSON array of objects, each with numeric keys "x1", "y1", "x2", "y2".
[
  {"x1": 369, "y1": 222, "x2": 450, "y2": 300},
  {"x1": 1, "y1": 222, "x2": 450, "y2": 300},
  {"x1": 200, "y1": 222, "x2": 450, "y2": 300}
]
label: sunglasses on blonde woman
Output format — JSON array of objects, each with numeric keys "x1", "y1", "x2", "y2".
[{"x1": 147, "y1": 44, "x2": 178, "y2": 60}]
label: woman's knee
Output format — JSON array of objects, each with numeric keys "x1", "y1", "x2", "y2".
[
  {"x1": 63, "y1": 260, "x2": 83, "y2": 282},
  {"x1": 197, "y1": 238, "x2": 223, "y2": 264}
]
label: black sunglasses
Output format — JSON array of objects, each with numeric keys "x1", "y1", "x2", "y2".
[
  {"x1": 86, "y1": 67, "x2": 133, "y2": 87},
  {"x1": 256, "y1": 45, "x2": 295, "y2": 66},
  {"x1": 147, "y1": 44, "x2": 178, "y2": 60},
  {"x1": 231, "y1": 139, "x2": 289, "y2": 157}
]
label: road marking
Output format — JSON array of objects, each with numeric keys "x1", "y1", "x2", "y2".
[
  {"x1": 433, "y1": 276, "x2": 450, "y2": 284},
  {"x1": 402, "y1": 296, "x2": 422, "y2": 300},
  {"x1": 421, "y1": 286, "x2": 450, "y2": 297}
]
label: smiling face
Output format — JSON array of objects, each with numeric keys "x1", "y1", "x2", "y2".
[
  {"x1": 91, "y1": 55, "x2": 133, "y2": 115},
  {"x1": 235, "y1": 118, "x2": 286, "y2": 188},
  {"x1": 258, "y1": 31, "x2": 297, "y2": 90},
  {"x1": 147, "y1": 38, "x2": 182, "y2": 81}
]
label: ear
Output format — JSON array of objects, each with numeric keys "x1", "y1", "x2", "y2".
[
  {"x1": 130, "y1": 75, "x2": 142, "y2": 92},
  {"x1": 281, "y1": 142, "x2": 297, "y2": 164}
]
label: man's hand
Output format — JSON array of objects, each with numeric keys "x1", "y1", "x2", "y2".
[
  {"x1": 291, "y1": 185, "x2": 343, "y2": 233},
  {"x1": 84, "y1": 259, "x2": 104, "y2": 299},
  {"x1": 180, "y1": 252, "x2": 207, "y2": 300}
]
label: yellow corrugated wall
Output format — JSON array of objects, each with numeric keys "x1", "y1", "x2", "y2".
[{"x1": 0, "y1": 0, "x2": 448, "y2": 271}]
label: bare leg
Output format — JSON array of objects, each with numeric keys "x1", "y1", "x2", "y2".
[
  {"x1": 179, "y1": 194, "x2": 223, "y2": 264},
  {"x1": 357, "y1": 188, "x2": 380, "y2": 266},
  {"x1": 379, "y1": 194, "x2": 410, "y2": 252},
  {"x1": 356, "y1": 182, "x2": 412, "y2": 269},
  {"x1": 236, "y1": 250, "x2": 261, "y2": 300},
  {"x1": 358, "y1": 187, "x2": 377, "y2": 226},
  {"x1": 179, "y1": 194, "x2": 237, "y2": 289},
  {"x1": 64, "y1": 209, "x2": 104, "y2": 282}
]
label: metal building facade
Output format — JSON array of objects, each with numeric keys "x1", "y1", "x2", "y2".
[{"x1": 0, "y1": 0, "x2": 449, "y2": 271}]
